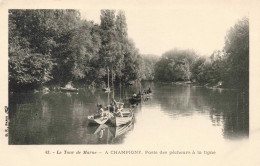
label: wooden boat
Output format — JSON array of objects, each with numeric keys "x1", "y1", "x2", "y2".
[
  {"x1": 143, "y1": 88, "x2": 152, "y2": 96},
  {"x1": 109, "y1": 108, "x2": 134, "y2": 126},
  {"x1": 143, "y1": 92, "x2": 152, "y2": 98},
  {"x1": 87, "y1": 111, "x2": 112, "y2": 125},
  {"x1": 129, "y1": 90, "x2": 152, "y2": 104},
  {"x1": 104, "y1": 88, "x2": 111, "y2": 93},
  {"x1": 60, "y1": 87, "x2": 78, "y2": 92},
  {"x1": 113, "y1": 118, "x2": 134, "y2": 138},
  {"x1": 129, "y1": 95, "x2": 141, "y2": 104},
  {"x1": 87, "y1": 114, "x2": 109, "y2": 125}
]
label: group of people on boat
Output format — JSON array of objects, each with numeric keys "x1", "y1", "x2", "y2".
[
  {"x1": 96, "y1": 98, "x2": 124, "y2": 118},
  {"x1": 133, "y1": 87, "x2": 152, "y2": 97},
  {"x1": 94, "y1": 87, "x2": 153, "y2": 121},
  {"x1": 144, "y1": 87, "x2": 152, "y2": 94}
]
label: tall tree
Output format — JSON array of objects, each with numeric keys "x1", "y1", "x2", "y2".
[{"x1": 224, "y1": 17, "x2": 249, "y2": 90}]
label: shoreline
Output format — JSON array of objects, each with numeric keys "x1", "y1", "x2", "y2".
[{"x1": 9, "y1": 80, "x2": 245, "y2": 93}]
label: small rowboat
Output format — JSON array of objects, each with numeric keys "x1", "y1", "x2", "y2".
[
  {"x1": 87, "y1": 115, "x2": 109, "y2": 125},
  {"x1": 60, "y1": 87, "x2": 78, "y2": 92},
  {"x1": 129, "y1": 95, "x2": 141, "y2": 104},
  {"x1": 129, "y1": 92, "x2": 152, "y2": 104},
  {"x1": 102, "y1": 87, "x2": 111, "y2": 93},
  {"x1": 142, "y1": 92, "x2": 152, "y2": 97},
  {"x1": 109, "y1": 108, "x2": 134, "y2": 126},
  {"x1": 87, "y1": 111, "x2": 113, "y2": 125}
]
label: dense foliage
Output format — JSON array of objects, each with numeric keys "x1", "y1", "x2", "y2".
[
  {"x1": 9, "y1": 10, "x2": 248, "y2": 92},
  {"x1": 139, "y1": 55, "x2": 159, "y2": 81},
  {"x1": 190, "y1": 51, "x2": 228, "y2": 85},
  {"x1": 9, "y1": 9, "x2": 141, "y2": 91},
  {"x1": 224, "y1": 18, "x2": 249, "y2": 90},
  {"x1": 154, "y1": 17, "x2": 249, "y2": 91},
  {"x1": 191, "y1": 17, "x2": 249, "y2": 90},
  {"x1": 154, "y1": 49, "x2": 197, "y2": 82}
]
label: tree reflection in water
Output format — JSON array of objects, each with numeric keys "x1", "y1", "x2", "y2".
[{"x1": 9, "y1": 82, "x2": 248, "y2": 144}]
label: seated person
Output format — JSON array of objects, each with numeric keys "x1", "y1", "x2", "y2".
[
  {"x1": 109, "y1": 98, "x2": 118, "y2": 113},
  {"x1": 138, "y1": 90, "x2": 141, "y2": 95},
  {"x1": 97, "y1": 104, "x2": 105, "y2": 116}
]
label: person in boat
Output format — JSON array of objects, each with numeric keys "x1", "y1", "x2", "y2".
[
  {"x1": 97, "y1": 104, "x2": 105, "y2": 116},
  {"x1": 108, "y1": 104, "x2": 114, "y2": 113},
  {"x1": 111, "y1": 98, "x2": 125, "y2": 117},
  {"x1": 148, "y1": 87, "x2": 152, "y2": 93},
  {"x1": 109, "y1": 98, "x2": 118, "y2": 113},
  {"x1": 112, "y1": 98, "x2": 118, "y2": 107}
]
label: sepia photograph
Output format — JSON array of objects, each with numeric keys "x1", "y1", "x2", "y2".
[
  {"x1": 8, "y1": 8, "x2": 249, "y2": 145},
  {"x1": 1, "y1": 0, "x2": 260, "y2": 166}
]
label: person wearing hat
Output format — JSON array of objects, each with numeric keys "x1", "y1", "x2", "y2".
[{"x1": 97, "y1": 104, "x2": 105, "y2": 115}]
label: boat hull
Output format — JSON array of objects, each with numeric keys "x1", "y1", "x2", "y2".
[
  {"x1": 109, "y1": 111, "x2": 134, "y2": 126},
  {"x1": 114, "y1": 119, "x2": 134, "y2": 137},
  {"x1": 87, "y1": 116, "x2": 109, "y2": 125}
]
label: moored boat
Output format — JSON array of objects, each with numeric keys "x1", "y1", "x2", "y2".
[
  {"x1": 61, "y1": 81, "x2": 79, "y2": 92},
  {"x1": 60, "y1": 87, "x2": 79, "y2": 92},
  {"x1": 87, "y1": 114, "x2": 109, "y2": 125},
  {"x1": 129, "y1": 95, "x2": 142, "y2": 104},
  {"x1": 142, "y1": 88, "x2": 153, "y2": 96},
  {"x1": 113, "y1": 118, "x2": 134, "y2": 137},
  {"x1": 129, "y1": 88, "x2": 152, "y2": 104},
  {"x1": 109, "y1": 108, "x2": 134, "y2": 126},
  {"x1": 102, "y1": 87, "x2": 111, "y2": 93},
  {"x1": 87, "y1": 110, "x2": 113, "y2": 125}
]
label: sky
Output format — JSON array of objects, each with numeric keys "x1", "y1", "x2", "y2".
[{"x1": 80, "y1": 5, "x2": 248, "y2": 56}]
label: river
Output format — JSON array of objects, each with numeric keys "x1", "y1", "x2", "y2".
[{"x1": 9, "y1": 82, "x2": 248, "y2": 145}]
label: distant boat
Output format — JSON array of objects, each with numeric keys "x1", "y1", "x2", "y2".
[
  {"x1": 61, "y1": 82, "x2": 78, "y2": 92},
  {"x1": 129, "y1": 88, "x2": 152, "y2": 104},
  {"x1": 142, "y1": 92, "x2": 152, "y2": 97},
  {"x1": 143, "y1": 88, "x2": 153, "y2": 95},
  {"x1": 102, "y1": 87, "x2": 111, "y2": 93},
  {"x1": 60, "y1": 87, "x2": 79, "y2": 92},
  {"x1": 129, "y1": 95, "x2": 142, "y2": 104}
]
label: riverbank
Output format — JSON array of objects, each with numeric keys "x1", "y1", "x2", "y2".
[{"x1": 157, "y1": 81, "x2": 243, "y2": 91}]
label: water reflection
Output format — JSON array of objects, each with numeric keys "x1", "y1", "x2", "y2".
[
  {"x1": 84, "y1": 119, "x2": 135, "y2": 144},
  {"x1": 9, "y1": 82, "x2": 248, "y2": 144}
]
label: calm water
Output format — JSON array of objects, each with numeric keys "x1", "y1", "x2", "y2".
[{"x1": 9, "y1": 82, "x2": 249, "y2": 145}]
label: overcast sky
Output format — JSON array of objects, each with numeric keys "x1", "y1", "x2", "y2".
[{"x1": 80, "y1": 5, "x2": 248, "y2": 56}]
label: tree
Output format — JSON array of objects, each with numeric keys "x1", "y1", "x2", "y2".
[
  {"x1": 9, "y1": 10, "x2": 55, "y2": 91},
  {"x1": 154, "y1": 49, "x2": 197, "y2": 82},
  {"x1": 9, "y1": 9, "x2": 142, "y2": 91},
  {"x1": 139, "y1": 55, "x2": 159, "y2": 80},
  {"x1": 224, "y1": 17, "x2": 249, "y2": 90},
  {"x1": 99, "y1": 10, "x2": 141, "y2": 87}
]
